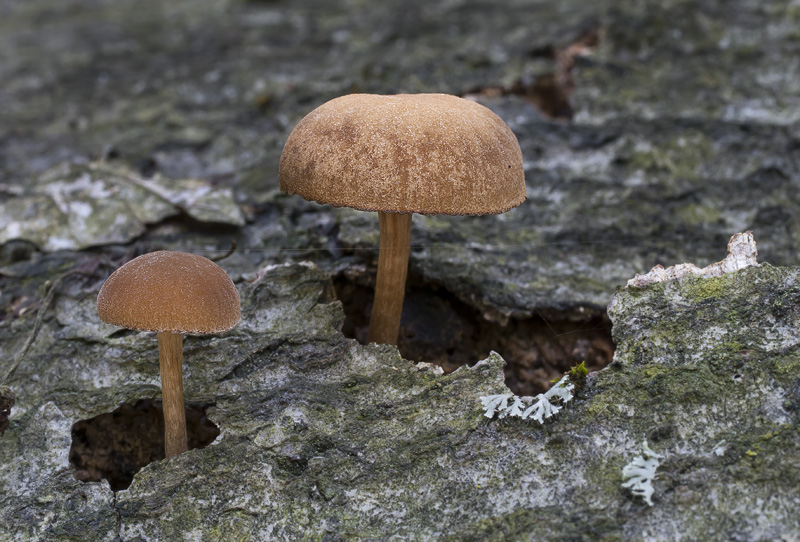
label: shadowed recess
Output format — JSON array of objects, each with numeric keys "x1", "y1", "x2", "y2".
[
  {"x1": 334, "y1": 273, "x2": 614, "y2": 396},
  {"x1": 69, "y1": 399, "x2": 220, "y2": 491},
  {"x1": 0, "y1": 388, "x2": 13, "y2": 436},
  {"x1": 463, "y1": 27, "x2": 602, "y2": 120}
]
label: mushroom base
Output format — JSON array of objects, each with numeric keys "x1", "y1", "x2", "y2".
[{"x1": 336, "y1": 272, "x2": 614, "y2": 396}]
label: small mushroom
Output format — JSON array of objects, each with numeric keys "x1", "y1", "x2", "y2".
[
  {"x1": 279, "y1": 93, "x2": 525, "y2": 345},
  {"x1": 97, "y1": 251, "x2": 240, "y2": 458}
]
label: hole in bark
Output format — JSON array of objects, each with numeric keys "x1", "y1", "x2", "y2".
[
  {"x1": 333, "y1": 272, "x2": 615, "y2": 396},
  {"x1": 0, "y1": 387, "x2": 13, "y2": 437},
  {"x1": 69, "y1": 399, "x2": 220, "y2": 491},
  {"x1": 463, "y1": 27, "x2": 602, "y2": 121}
]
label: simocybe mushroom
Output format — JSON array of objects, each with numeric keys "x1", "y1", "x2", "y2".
[
  {"x1": 279, "y1": 93, "x2": 525, "y2": 346},
  {"x1": 97, "y1": 251, "x2": 240, "y2": 458}
]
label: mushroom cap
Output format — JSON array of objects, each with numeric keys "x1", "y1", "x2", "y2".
[
  {"x1": 279, "y1": 93, "x2": 526, "y2": 215},
  {"x1": 97, "y1": 251, "x2": 240, "y2": 335}
]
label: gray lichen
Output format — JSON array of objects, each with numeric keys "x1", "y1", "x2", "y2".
[{"x1": 0, "y1": 162, "x2": 244, "y2": 252}]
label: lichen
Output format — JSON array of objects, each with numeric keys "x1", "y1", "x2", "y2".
[{"x1": 621, "y1": 439, "x2": 664, "y2": 506}]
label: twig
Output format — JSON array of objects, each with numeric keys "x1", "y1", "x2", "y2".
[
  {"x1": 210, "y1": 240, "x2": 237, "y2": 263},
  {"x1": 1, "y1": 270, "x2": 90, "y2": 385}
]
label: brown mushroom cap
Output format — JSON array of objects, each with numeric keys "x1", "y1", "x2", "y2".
[
  {"x1": 279, "y1": 93, "x2": 526, "y2": 215},
  {"x1": 97, "y1": 251, "x2": 240, "y2": 335}
]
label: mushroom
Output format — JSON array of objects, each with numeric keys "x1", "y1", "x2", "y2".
[
  {"x1": 97, "y1": 251, "x2": 240, "y2": 458},
  {"x1": 279, "y1": 93, "x2": 525, "y2": 345}
]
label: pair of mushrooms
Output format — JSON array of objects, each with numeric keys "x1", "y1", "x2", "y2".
[{"x1": 97, "y1": 93, "x2": 524, "y2": 459}]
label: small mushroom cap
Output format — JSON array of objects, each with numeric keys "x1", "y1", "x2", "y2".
[
  {"x1": 279, "y1": 93, "x2": 526, "y2": 215},
  {"x1": 97, "y1": 251, "x2": 240, "y2": 335}
]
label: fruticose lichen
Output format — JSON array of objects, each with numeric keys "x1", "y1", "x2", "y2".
[
  {"x1": 480, "y1": 374, "x2": 575, "y2": 423},
  {"x1": 621, "y1": 439, "x2": 664, "y2": 506}
]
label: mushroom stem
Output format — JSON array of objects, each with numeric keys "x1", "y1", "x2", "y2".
[
  {"x1": 368, "y1": 211, "x2": 413, "y2": 346},
  {"x1": 157, "y1": 332, "x2": 188, "y2": 458}
]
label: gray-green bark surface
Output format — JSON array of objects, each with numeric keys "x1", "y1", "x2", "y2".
[
  {"x1": 2, "y1": 251, "x2": 800, "y2": 540},
  {"x1": 1, "y1": 0, "x2": 800, "y2": 540}
]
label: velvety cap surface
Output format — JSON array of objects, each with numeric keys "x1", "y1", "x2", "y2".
[
  {"x1": 97, "y1": 251, "x2": 240, "y2": 334},
  {"x1": 279, "y1": 93, "x2": 526, "y2": 215}
]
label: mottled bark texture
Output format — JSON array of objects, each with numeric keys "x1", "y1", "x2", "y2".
[{"x1": 1, "y1": 0, "x2": 799, "y2": 539}]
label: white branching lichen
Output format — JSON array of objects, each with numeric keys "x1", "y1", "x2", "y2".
[
  {"x1": 480, "y1": 394, "x2": 513, "y2": 418},
  {"x1": 621, "y1": 440, "x2": 664, "y2": 506},
  {"x1": 479, "y1": 375, "x2": 575, "y2": 424}
]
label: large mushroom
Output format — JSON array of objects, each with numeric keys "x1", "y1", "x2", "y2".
[
  {"x1": 97, "y1": 251, "x2": 240, "y2": 458},
  {"x1": 279, "y1": 93, "x2": 525, "y2": 346}
]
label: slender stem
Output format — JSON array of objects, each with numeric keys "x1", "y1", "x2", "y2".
[
  {"x1": 157, "y1": 332, "x2": 188, "y2": 458},
  {"x1": 368, "y1": 212, "x2": 413, "y2": 346}
]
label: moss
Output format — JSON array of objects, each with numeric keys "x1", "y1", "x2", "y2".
[
  {"x1": 675, "y1": 202, "x2": 723, "y2": 226},
  {"x1": 585, "y1": 386, "x2": 622, "y2": 419},
  {"x1": 585, "y1": 456, "x2": 628, "y2": 499},
  {"x1": 445, "y1": 504, "x2": 624, "y2": 542},
  {"x1": 681, "y1": 274, "x2": 732, "y2": 302},
  {"x1": 626, "y1": 132, "x2": 714, "y2": 180},
  {"x1": 773, "y1": 353, "x2": 800, "y2": 377}
]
